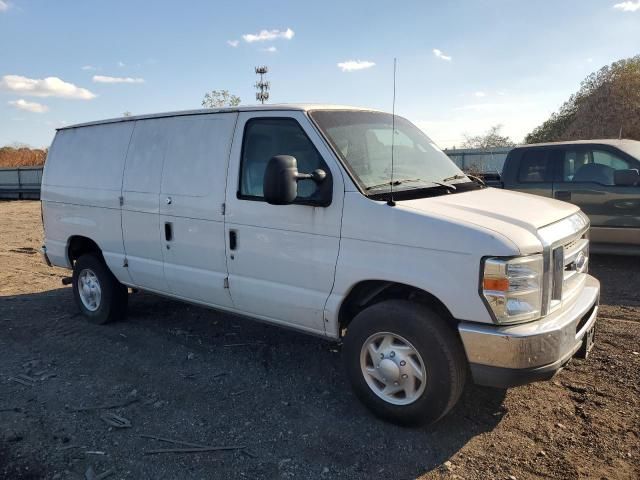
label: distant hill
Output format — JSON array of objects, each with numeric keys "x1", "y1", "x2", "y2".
[
  {"x1": 0, "y1": 146, "x2": 47, "y2": 168},
  {"x1": 526, "y1": 55, "x2": 640, "y2": 143}
]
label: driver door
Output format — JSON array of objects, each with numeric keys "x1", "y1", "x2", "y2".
[
  {"x1": 223, "y1": 111, "x2": 345, "y2": 335},
  {"x1": 552, "y1": 146, "x2": 640, "y2": 246}
]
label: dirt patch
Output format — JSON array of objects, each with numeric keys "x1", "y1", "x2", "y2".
[{"x1": 1, "y1": 201, "x2": 638, "y2": 479}]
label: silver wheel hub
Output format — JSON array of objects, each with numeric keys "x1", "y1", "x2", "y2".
[
  {"x1": 78, "y1": 269, "x2": 101, "y2": 312},
  {"x1": 379, "y1": 358, "x2": 400, "y2": 382},
  {"x1": 360, "y1": 332, "x2": 427, "y2": 406}
]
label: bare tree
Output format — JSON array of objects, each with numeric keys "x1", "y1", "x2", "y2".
[
  {"x1": 461, "y1": 124, "x2": 515, "y2": 149},
  {"x1": 201, "y1": 90, "x2": 241, "y2": 108}
]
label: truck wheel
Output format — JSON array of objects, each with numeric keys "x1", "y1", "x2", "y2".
[
  {"x1": 343, "y1": 299, "x2": 467, "y2": 426},
  {"x1": 72, "y1": 254, "x2": 128, "y2": 324}
]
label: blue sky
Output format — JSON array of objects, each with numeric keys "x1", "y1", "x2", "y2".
[{"x1": 1, "y1": 0, "x2": 639, "y2": 148}]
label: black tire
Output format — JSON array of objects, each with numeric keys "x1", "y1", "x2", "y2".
[
  {"x1": 72, "y1": 254, "x2": 128, "y2": 324},
  {"x1": 343, "y1": 299, "x2": 467, "y2": 426}
]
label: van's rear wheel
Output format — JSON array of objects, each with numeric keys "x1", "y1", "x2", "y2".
[
  {"x1": 343, "y1": 300, "x2": 467, "y2": 426},
  {"x1": 72, "y1": 254, "x2": 128, "y2": 324}
]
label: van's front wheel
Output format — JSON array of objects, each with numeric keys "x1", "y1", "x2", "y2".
[
  {"x1": 72, "y1": 254, "x2": 128, "y2": 324},
  {"x1": 343, "y1": 300, "x2": 467, "y2": 426}
]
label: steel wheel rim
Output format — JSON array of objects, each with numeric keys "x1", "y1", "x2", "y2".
[
  {"x1": 78, "y1": 269, "x2": 101, "y2": 312},
  {"x1": 360, "y1": 332, "x2": 427, "y2": 406}
]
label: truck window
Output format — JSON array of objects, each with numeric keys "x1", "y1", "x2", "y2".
[
  {"x1": 563, "y1": 149, "x2": 632, "y2": 185},
  {"x1": 239, "y1": 118, "x2": 328, "y2": 201},
  {"x1": 518, "y1": 150, "x2": 551, "y2": 183}
]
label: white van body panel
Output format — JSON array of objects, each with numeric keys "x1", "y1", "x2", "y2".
[
  {"x1": 223, "y1": 111, "x2": 345, "y2": 335},
  {"x1": 42, "y1": 122, "x2": 134, "y2": 282}
]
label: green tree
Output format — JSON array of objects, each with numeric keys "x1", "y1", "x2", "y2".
[
  {"x1": 201, "y1": 90, "x2": 241, "y2": 108},
  {"x1": 461, "y1": 124, "x2": 515, "y2": 149},
  {"x1": 525, "y1": 55, "x2": 640, "y2": 143}
]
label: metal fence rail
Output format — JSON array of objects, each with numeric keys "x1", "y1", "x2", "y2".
[{"x1": 0, "y1": 167, "x2": 44, "y2": 199}]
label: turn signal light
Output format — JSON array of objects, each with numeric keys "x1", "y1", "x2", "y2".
[{"x1": 483, "y1": 278, "x2": 509, "y2": 291}]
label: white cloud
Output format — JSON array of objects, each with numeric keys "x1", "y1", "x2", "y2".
[
  {"x1": 262, "y1": 46, "x2": 277, "y2": 53},
  {"x1": 586, "y1": 57, "x2": 594, "y2": 63},
  {"x1": 92, "y1": 75, "x2": 144, "y2": 84},
  {"x1": 227, "y1": 40, "x2": 239, "y2": 47},
  {"x1": 474, "y1": 91, "x2": 487, "y2": 98},
  {"x1": 117, "y1": 61, "x2": 126, "y2": 67},
  {"x1": 8, "y1": 99, "x2": 49, "y2": 113},
  {"x1": 81, "y1": 65, "x2": 97, "y2": 71},
  {"x1": 0, "y1": 75, "x2": 96, "y2": 99},
  {"x1": 337, "y1": 60, "x2": 376, "y2": 72},
  {"x1": 613, "y1": 1, "x2": 640, "y2": 12},
  {"x1": 0, "y1": 1, "x2": 9, "y2": 12},
  {"x1": 242, "y1": 28, "x2": 294, "y2": 43},
  {"x1": 433, "y1": 48, "x2": 452, "y2": 61}
]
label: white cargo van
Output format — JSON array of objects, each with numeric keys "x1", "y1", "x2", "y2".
[{"x1": 41, "y1": 105, "x2": 599, "y2": 425}]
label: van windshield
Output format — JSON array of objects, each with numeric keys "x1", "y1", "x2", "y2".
[{"x1": 309, "y1": 110, "x2": 470, "y2": 195}]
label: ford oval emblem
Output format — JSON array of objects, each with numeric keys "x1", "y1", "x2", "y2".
[{"x1": 575, "y1": 251, "x2": 587, "y2": 272}]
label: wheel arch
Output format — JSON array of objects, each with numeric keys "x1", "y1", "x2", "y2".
[
  {"x1": 337, "y1": 280, "x2": 457, "y2": 337},
  {"x1": 67, "y1": 235, "x2": 104, "y2": 265}
]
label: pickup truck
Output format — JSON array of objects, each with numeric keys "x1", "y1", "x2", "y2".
[{"x1": 485, "y1": 140, "x2": 640, "y2": 254}]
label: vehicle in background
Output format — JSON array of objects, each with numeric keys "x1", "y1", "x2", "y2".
[
  {"x1": 484, "y1": 140, "x2": 640, "y2": 255},
  {"x1": 40, "y1": 105, "x2": 599, "y2": 425}
]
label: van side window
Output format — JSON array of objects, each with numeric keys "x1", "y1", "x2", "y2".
[
  {"x1": 518, "y1": 150, "x2": 551, "y2": 183},
  {"x1": 239, "y1": 118, "x2": 329, "y2": 202}
]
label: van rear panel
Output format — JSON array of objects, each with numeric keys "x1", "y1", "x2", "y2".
[{"x1": 41, "y1": 122, "x2": 134, "y2": 281}]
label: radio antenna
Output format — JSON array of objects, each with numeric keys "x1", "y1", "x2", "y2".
[{"x1": 387, "y1": 58, "x2": 397, "y2": 207}]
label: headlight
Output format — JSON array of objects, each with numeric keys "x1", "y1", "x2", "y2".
[{"x1": 481, "y1": 254, "x2": 544, "y2": 324}]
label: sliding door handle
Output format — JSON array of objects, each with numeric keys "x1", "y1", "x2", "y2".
[
  {"x1": 229, "y1": 230, "x2": 237, "y2": 250},
  {"x1": 164, "y1": 222, "x2": 173, "y2": 242}
]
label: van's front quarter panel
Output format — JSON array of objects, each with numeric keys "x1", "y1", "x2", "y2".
[{"x1": 324, "y1": 191, "x2": 526, "y2": 336}]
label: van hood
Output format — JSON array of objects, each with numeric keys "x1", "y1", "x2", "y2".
[{"x1": 398, "y1": 187, "x2": 580, "y2": 254}]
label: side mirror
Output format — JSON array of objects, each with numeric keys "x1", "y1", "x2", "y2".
[
  {"x1": 614, "y1": 169, "x2": 640, "y2": 186},
  {"x1": 263, "y1": 155, "x2": 327, "y2": 205}
]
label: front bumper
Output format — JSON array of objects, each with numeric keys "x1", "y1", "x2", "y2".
[{"x1": 458, "y1": 275, "x2": 600, "y2": 388}]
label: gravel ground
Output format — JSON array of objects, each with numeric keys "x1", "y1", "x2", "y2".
[{"x1": 1, "y1": 200, "x2": 638, "y2": 480}]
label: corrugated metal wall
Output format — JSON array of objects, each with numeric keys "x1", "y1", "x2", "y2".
[
  {"x1": 444, "y1": 147, "x2": 513, "y2": 173},
  {"x1": 0, "y1": 167, "x2": 44, "y2": 199}
]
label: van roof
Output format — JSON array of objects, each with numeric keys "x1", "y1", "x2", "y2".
[{"x1": 58, "y1": 104, "x2": 383, "y2": 130}]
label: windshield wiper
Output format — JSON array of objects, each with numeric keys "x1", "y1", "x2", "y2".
[
  {"x1": 443, "y1": 172, "x2": 486, "y2": 187},
  {"x1": 365, "y1": 178, "x2": 425, "y2": 191},
  {"x1": 366, "y1": 178, "x2": 456, "y2": 192},
  {"x1": 441, "y1": 173, "x2": 467, "y2": 182}
]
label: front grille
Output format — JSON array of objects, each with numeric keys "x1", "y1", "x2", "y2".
[
  {"x1": 538, "y1": 212, "x2": 590, "y2": 316},
  {"x1": 550, "y1": 235, "x2": 589, "y2": 309}
]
